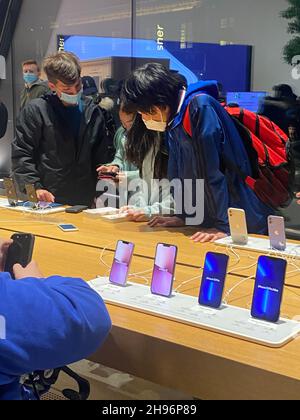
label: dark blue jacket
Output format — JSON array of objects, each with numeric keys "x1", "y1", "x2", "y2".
[
  {"x1": 167, "y1": 81, "x2": 273, "y2": 234},
  {"x1": 0, "y1": 273, "x2": 111, "y2": 400}
]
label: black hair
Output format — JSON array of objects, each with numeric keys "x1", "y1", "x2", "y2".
[
  {"x1": 273, "y1": 84, "x2": 297, "y2": 100},
  {"x1": 125, "y1": 113, "x2": 168, "y2": 180},
  {"x1": 123, "y1": 63, "x2": 184, "y2": 119}
]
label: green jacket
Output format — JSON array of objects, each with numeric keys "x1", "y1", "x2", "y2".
[
  {"x1": 110, "y1": 127, "x2": 139, "y2": 182},
  {"x1": 20, "y1": 80, "x2": 50, "y2": 110}
]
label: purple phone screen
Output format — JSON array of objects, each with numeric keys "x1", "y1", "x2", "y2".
[
  {"x1": 151, "y1": 244, "x2": 177, "y2": 297},
  {"x1": 109, "y1": 241, "x2": 134, "y2": 286}
]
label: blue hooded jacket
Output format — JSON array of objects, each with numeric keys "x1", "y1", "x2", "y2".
[
  {"x1": 0, "y1": 273, "x2": 111, "y2": 400},
  {"x1": 167, "y1": 81, "x2": 273, "y2": 234}
]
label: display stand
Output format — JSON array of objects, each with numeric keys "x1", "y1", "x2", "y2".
[{"x1": 90, "y1": 277, "x2": 300, "y2": 348}]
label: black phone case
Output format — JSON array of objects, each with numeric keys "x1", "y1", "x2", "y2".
[
  {"x1": 66, "y1": 206, "x2": 89, "y2": 214},
  {"x1": 4, "y1": 234, "x2": 35, "y2": 278}
]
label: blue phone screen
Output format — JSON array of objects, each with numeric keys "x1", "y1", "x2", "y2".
[
  {"x1": 60, "y1": 225, "x2": 77, "y2": 230},
  {"x1": 251, "y1": 256, "x2": 287, "y2": 323},
  {"x1": 199, "y1": 253, "x2": 229, "y2": 308}
]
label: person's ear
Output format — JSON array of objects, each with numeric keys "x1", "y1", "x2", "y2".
[{"x1": 48, "y1": 81, "x2": 56, "y2": 92}]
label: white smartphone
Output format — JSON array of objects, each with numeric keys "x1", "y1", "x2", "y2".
[
  {"x1": 268, "y1": 216, "x2": 286, "y2": 251},
  {"x1": 58, "y1": 224, "x2": 79, "y2": 232},
  {"x1": 228, "y1": 208, "x2": 248, "y2": 245}
]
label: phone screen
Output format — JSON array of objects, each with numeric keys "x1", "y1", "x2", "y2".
[
  {"x1": 109, "y1": 241, "x2": 135, "y2": 286},
  {"x1": 151, "y1": 244, "x2": 178, "y2": 298},
  {"x1": 59, "y1": 224, "x2": 78, "y2": 232},
  {"x1": 199, "y1": 252, "x2": 229, "y2": 308},
  {"x1": 251, "y1": 256, "x2": 287, "y2": 323}
]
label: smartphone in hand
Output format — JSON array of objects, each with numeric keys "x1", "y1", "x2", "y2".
[{"x1": 4, "y1": 233, "x2": 35, "y2": 278}]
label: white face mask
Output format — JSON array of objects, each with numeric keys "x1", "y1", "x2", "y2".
[{"x1": 143, "y1": 109, "x2": 167, "y2": 132}]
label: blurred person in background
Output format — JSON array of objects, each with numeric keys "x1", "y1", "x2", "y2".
[
  {"x1": 20, "y1": 60, "x2": 50, "y2": 110},
  {"x1": 0, "y1": 100, "x2": 8, "y2": 139}
]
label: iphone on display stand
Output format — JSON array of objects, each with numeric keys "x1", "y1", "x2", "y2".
[
  {"x1": 198, "y1": 252, "x2": 229, "y2": 309},
  {"x1": 228, "y1": 208, "x2": 249, "y2": 246},
  {"x1": 268, "y1": 215, "x2": 287, "y2": 251},
  {"x1": 109, "y1": 241, "x2": 135, "y2": 287},
  {"x1": 151, "y1": 243, "x2": 178, "y2": 298}
]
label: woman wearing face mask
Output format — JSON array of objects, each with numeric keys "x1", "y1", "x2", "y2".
[
  {"x1": 20, "y1": 60, "x2": 50, "y2": 110},
  {"x1": 122, "y1": 63, "x2": 274, "y2": 242},
  {"x1": 120, "y1": 113, "x2": 175, "y2": 222},
  {"x1": 97, "y1": 103, "x2": 174, "y2": 220},
  {"x1": 97, "y1": 102, "x2": 139, "y2": 184}
]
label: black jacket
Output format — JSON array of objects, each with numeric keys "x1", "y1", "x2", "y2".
[
  {"x1": 12, "y1": 94, "x2": 115, "y2": 206},
  {"x1": 0, "y1": 101, "x2": 8, "y2": 139}
]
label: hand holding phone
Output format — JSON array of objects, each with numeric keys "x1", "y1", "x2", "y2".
[
  {"x1": 151, "y1": 244, "x2": 178, "y2": 298},
  {"x1": 199, "y1": 252, "x2": 229, "y2": 309},
  {"x1": 109, "y1": 241, "x2": 135, "y2": 286},
  {"x1": 13, "y1": 261, "x2": 43, "y2": 280},
  {"x1": 97, "y1": 165, "x2": 119, "y2": 180},
  {"x1": 4, "y1": 234, "x2": 35, "y2": 278},
  {"x1": 98, "y1": 172, "x2": 118, "y2": 181}
]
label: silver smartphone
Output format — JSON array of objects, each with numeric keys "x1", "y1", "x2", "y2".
[
  {"x1": 228, "y1": 208, "x2": 248, "y2": 246},
  {"x1": 268, "y1": 216, "x2": 286, "y2": 251}
]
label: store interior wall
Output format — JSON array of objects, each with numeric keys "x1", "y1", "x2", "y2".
[{"x1": 0, "y1": 0, "x2": 298, "y2": 176}]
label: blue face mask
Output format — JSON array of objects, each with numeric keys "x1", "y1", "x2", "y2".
[
  {"x1": 23, "y1": 73, "x2": 38, "y2": 85},
  {"x1": 60, "y1": 89, "x2": 83, "y2": 106}
]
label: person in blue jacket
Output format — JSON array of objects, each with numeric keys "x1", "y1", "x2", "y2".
[
  {"x1": 0, "y1": 239, "x2": 111, "y2": 400},
  {"x1": 122, "y1": 63, "x2": 273, "y2": 242}
]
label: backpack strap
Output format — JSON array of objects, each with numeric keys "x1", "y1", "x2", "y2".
[
  {"x1": 183, "y1": 104, "x2": 193, "y2": 137},
  {"x1": 183, "y1": 102, "x2": 257, "y2": 192}
]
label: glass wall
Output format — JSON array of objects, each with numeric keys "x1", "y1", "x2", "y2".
[{"x1": 0, "y1": 0, "x2": 298, "y2": 176}]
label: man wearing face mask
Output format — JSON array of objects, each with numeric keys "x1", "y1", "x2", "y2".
[
  {"x1": 12, "y1": 52, "x2": 113, "y2": 206},
  {"x1": 20, "y1": 60, "x2": 50, "y2": 110}
]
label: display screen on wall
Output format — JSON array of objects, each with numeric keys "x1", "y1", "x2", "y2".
[{"x1": 58, "y1": 35, "x2": 252, "y2": 92}]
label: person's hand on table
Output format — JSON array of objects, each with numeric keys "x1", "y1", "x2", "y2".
[
  {"x1": 125, "y1": 209, "x2": 149, "y2": 223},
  {"x1": 0, "y1": 239, "x2": 13, "y2": 271},
  {"x1": 190, "y1": 229, "x2": 227, "y2": 243},
  {"x1": 297, "y1": 192, "x2": 300, "y2": 205},
  {"x1": 148, "y1": 216, "x2": 185, "y2": 228},
  {"x1": 13, "y1": 261, "x2": 44, "y2": 280},
  {"x1": 36, "y1": 189, "x2": 55, "y2": 203}
]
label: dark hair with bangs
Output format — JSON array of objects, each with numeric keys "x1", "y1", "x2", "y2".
[{"x1": 123, "y1": 63, "x2": 184, "y2": 119}]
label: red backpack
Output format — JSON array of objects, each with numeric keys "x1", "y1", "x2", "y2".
[{"x1": 183, "y1": 104, "x2": 294, "y2": 210}]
